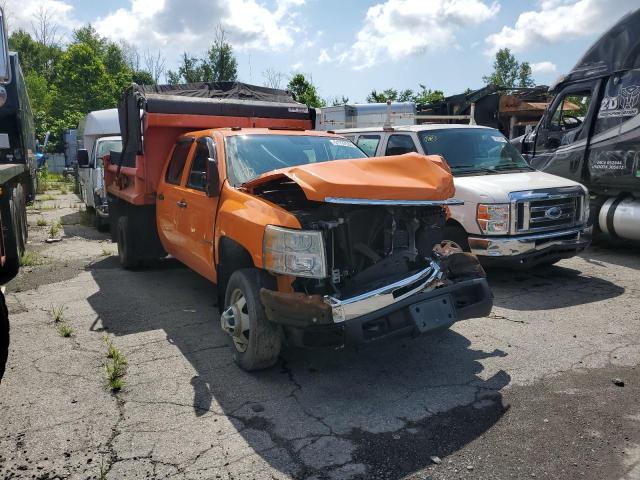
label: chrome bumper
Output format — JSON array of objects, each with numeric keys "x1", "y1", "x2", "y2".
[
  {"x1": 324, "y1": 261, "x2": 442, "y2": 323},
  {"x1": 468, "y1": 226, "x2": 591, "y2": 258}
]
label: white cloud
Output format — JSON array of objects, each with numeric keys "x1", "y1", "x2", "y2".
[
  {"x1": 336, "y1": 0, "x2": 500, "y2": 70},
  {"x1": 95, "y1": 0, "x2": 306, "y2": 55},
  {"x1": 291, "y1": 61, "x2": 303, "y2": 70},
  {"x1": 318, "y1": 49, "x2": 331, "y2": 64},
  {"x1": 531, "y1": 61, "x2": 557, "y2": 74},
  {"x1": 3, "y1": 0, "x2": 81, "y2": 41},
  {"x1": 486, "y1": 0, "x2": 639, "y2": 54}
]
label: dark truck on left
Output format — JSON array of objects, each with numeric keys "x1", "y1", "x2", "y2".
[{"x1": 0, "y1": 8, "x2": 37, "y2": 382}]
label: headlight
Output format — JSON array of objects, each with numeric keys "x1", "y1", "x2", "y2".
[
  {"x1": 477, "y1": 204, "x2": 510, "y2": 235},
  {"x1": 263, "y1": 225, "x2": 327, "y2": 278}
]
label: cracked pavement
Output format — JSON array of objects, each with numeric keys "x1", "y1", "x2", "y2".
[{"x1": 0, "y1": 193, "x2": 639, "y2": 479}]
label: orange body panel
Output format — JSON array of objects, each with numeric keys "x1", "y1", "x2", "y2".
[{"x1": 243, "y1": 152, "x2": 455, "y2": 202}]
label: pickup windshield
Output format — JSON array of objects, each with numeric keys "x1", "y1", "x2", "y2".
[
  {"x1": 95, "y1": 139, "x2": 122, "y2": 169},
  {"x1": 418, "y1": 128, "x2": 532, "y2": 175},
  {"x1": 226, "y1": 134, "x2": 367, "y2": 186}
]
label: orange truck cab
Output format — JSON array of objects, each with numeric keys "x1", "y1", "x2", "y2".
[{"x1": 105, "y1": 82, "x2": 492, "y2": 371}]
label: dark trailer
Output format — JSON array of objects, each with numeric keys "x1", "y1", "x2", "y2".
[{"x1": 514, "y1": 7, "x2": 640, "y2": 243}]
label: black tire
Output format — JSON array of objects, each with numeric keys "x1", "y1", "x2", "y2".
[
  {"x1": 223, "y1": 268, "x2": 282, "y2": 371},
  {"x1": 443, "y1": 225, "x2": 471, "y2": 252},
  {"x1": 94, "y1": 212, "x2": 109, "y2": 232},
  {"x1": 0, "y1": 290, "x2": 8, "y2": 383},
  {"x1": 15, "y1": 185, "x2": 27, "y2": 254},
  {"x1": 0, "y1": 190, "x2": 23, "y2": 284},
  {"x1": 117, "y1": 216, "x2": 138, "y2": 269}
]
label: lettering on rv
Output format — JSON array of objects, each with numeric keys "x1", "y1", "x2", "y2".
[{"x1": 598, "y1": 85, "x2": 640, "y2": 118}]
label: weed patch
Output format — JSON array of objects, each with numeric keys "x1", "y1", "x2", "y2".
[
  {"x1": 48, "y1": 221, "x2": 62, "y2": 238},
  {"x1": 104, "y1": 337, "x2": 128, "y2": 392},
  {"x1": 57, "y1": 323, "x2": 74, "y2": 337},
  {"x1": 36, "y1": 218, "x2": 47, "y2": 227},
  {"x1": 19, "y1": 251, "x2": 44, "y2": 266},
  {"x1": 51, "y1": 305, "x2": 66, "y2": 323}
]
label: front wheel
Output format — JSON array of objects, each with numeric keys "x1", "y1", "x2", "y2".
[{"x1": 221, "y1": 269, "x2": 282, "y2": 371}]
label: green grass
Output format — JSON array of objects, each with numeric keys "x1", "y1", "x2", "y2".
[
  {"x1": 59, "y1": 185, "x2": 68, "y2": 195},
  {"x1": 57, "y1": 323, "x2": 74, "y2": 337},
  {"x1": 36, "y1": 218, "x2": 47, "y2": 227},
  {"x1": 101, "y1": 248, "x2": 111, "y2": 256},
  {"x1": 19, "y1": 251, "x2": 44, "y2": 266},
  {"x1": 104, "y1": 337, "x2": 128, "y2": 392},
  {"x1": 39, "y1": 194, "x2": 56, "y2": 201},
  {"x1": 48, "y1": 221, "x2": 62, "y2": 238},
  {"x1": 51, "y1": 305, "x2": 66, "y2": 323}
]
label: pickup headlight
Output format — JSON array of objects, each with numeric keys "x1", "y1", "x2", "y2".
[
  {"x1": 477, "y1": 204, "x2": 510, "y2": 235},
  {"x1": 263, "y1": 225, "x2": 327, "y2": 278}
]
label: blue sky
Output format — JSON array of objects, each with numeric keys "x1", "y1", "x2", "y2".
[{"x1": 6, "y1": 0, "x2": 639, "y2": 102}]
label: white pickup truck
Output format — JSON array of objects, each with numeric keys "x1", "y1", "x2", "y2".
[{"x1": 339, "y1": 125, "x2": 591, "y2": 268}]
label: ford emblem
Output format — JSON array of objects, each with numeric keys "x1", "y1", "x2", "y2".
[{"x1": 544, "y1": 206, "x2": 563, "y2": 219}]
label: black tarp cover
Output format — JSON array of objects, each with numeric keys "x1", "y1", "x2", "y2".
[
  {"x1": 554, "y1": 8, "x2": 640, "y2": 91},
  {"x1": 117, "y1": 82, "x2": 312, "y2": 167}
]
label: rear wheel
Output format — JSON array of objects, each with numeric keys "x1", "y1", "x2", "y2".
[
  {"x1": 117, "y1": 216, "x2": 139, "y2": 269},
  {"x1": 221, "y1": 268, "x2": 282, "y2": 371},
  {"x1": 0, "y1": 188, "x2": 25, "y2": 284}
]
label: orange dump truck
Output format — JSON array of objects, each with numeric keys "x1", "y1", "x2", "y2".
[{"x1": 105, "y1": 82, "x2": 492, "y2": 370}]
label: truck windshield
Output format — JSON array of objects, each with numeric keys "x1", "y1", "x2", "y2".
[
  {"x1": 418, "y1": 128, "x2": 532, "y2": 175},
  {"x1": 96, "y1": 139, "x2": 122, "y2": 168},
  {"x1": 225, "y1": 134, "x2": 367, "y2": 186}
]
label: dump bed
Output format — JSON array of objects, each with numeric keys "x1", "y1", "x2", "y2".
[{"x1": 106, "y1": 82, "x2": 314, "y2": 205}]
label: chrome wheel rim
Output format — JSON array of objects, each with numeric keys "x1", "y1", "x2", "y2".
[{"x1": 228, "y1": 288, "x2": 251, "y2": 353}]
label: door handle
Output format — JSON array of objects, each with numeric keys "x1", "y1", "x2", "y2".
[
  {"x1": 158, "y1": 193, "x2": 164, "y2": 200},
  {"x1": 176, "y1": 200, "x2": 187, "y2": 208}
]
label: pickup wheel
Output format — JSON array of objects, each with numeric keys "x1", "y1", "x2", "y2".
[
  {"x1": 0, "y1": 290, "x2": 8, "y2": 383},
  {"x1": 443, "y1": 225, "x2": 471, "y2": 252},
  {"x1": 117, "y1": 216, "x2": 139, "y2": 269},
  {"x1": 0, "y1": 190, "x2": 23, "y2": 284},
  {"x1": 222, "y1": 268, "x2": 282, "y2": 371}
]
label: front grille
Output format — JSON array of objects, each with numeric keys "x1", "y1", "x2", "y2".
[{"x1": 513, "y1": 190, "x2": 584, "y2": 234}]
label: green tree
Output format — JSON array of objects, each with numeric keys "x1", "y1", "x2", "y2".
[
  {"x1": 132, "y1": 70, "x2": 155, "y2": 85},
  {"x1": 412, "y1": 84, "x2": 445, "y2": 105},
  {"x1": 483, "y1": 48, "x2": 534, "y2": 88},
  {"x1": 167, "y1": 53, "x2": 207, "y2": 84},
  {"x1": 366, "y1": 88, "x2": 398, "y2": 103},
  {"x1": 203, "y1": 26, "x2": 237, "y2": 82},
  {"x1": 9, "y1": 29, "x2": 61, "y2": 82},
  {"x1": 287, "y1": 73, "x2": 325, "y2": 108}
]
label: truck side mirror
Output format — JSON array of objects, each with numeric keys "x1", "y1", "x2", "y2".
[
  {"x1": 0, "y1": 8, "x2": 10, "y2": 84},
  {"x1": 206, "y1": 158, "x2": 219, "y2": 197},
  {"x1": 77, "y1": 149, "x2": 90, "y2": 168}
]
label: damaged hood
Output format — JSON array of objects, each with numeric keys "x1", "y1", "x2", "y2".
[{"x1": 244, "y1": 153, "x2": 455, "y2": 203}]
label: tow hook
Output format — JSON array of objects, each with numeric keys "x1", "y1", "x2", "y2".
[{"x1": 220, "y1": 306, "x2": 240, "y2": 336}]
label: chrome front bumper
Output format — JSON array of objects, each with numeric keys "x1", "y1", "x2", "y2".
[
  {"x1": 324, "y1": 261, "x2": 442, "y2": 323},
  {"x1": 468, "y1": 226, "x2": 592, "y2": 258}
]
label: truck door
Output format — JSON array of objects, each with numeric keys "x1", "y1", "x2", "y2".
[
  {"x1": 531, "y1": 81, "x2": 599, "y2": 182},
  {"x1": 355, "y1": 134, "x2": 381, "y2": 157},
  {"x1": 383, "y1": 134, "x2": 418, "y2": 156},
  {"x1": 156, "y1": 137, "x2": 194, "y2": 255},
  {"x1": 175, "y1": 136, "x2": 219, "y2": 280}
]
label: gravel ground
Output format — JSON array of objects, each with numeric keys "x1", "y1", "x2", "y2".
[{"x1": 0, "y1": 190, "x2": 639, "y2": 480}]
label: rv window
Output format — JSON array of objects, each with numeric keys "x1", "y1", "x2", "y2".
[
  {"x1": 549, "y1": 92, "x2": 591, "y2": 132},
  {"x1": 356, "y1": 135, "x2": 380, "y2": 156},
  {"x1": 595, "y1": 69, "x2": 640, "y2": 135},
  {"x1": 385, "y1": 134, "x2": 417, "y2": 156},
  {"x1": 165, "y1": 139, "x2": 192, "y2": 185}
]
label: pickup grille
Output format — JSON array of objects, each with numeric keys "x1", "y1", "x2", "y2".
[{"x1": 513, "y1": 190, "x2": 584, "y2": 234}]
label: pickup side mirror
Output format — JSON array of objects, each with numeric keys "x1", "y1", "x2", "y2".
[
  {"x1": 206, "y1": 158, "x2": 220, "y2": 197},
  {"x1": 77, "y1": 149, "x2": 90, "y2": 168}
]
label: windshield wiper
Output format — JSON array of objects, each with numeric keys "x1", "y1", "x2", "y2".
[
  {"x1": 452, "y1": 164, "x2": 500, "y2": 174},
  {"x1": 491, "y1": 163, "x2": 534, "y2": 171}
]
